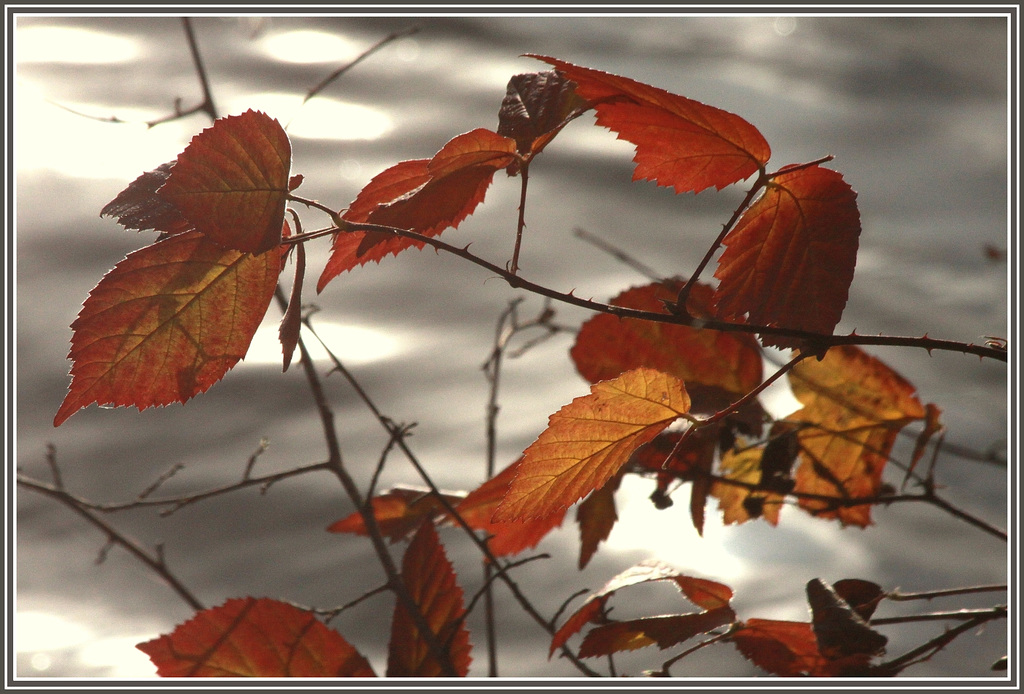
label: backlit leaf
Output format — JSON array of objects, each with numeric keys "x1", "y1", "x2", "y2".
[
  {"x1": 572, "y1": 281, "x2": 764, "y2": 417},
  {"x1": 54, "y1": 231, "x2": 282, "y2": 426},
  {"x1": 578, "y1": 607, "x2": 736, "y2": 658},
  {"x1": 452, "y1": 459, "x2": 566, "y2": 557},
  {"x1": 731, "y1": 618, "x2": 826, "y2": 677},
  {"x1": 576, "y1": 472, "x2": 621, "y2": 569},
  {"x1": 387, "y1": 521, "x2": 472, "y2": 677},
  {"x1": 712, "y1": 447, "x2": 785, "y2": 526},
  {"x1": 326, "y1": 488, "x2": 463, "y2": 543},
  {"x1": 786, "y1": 345, "x2": 926, "y2": 526},
  {"x1": 317, "y1": 129, "x2": 517, "y2": 290},
  {"x1": 712, "y1": 164, "x2": 861, "y2": 348},
  {"x1": 159, "y1": 110, "x2": 292, "y2": 254},
  {"x1": 531, "y1": 55, "x2": 771, "y2": 193},
  {"x1": 101, "y1": 161, "x2": 192, "y2": 235},
  {"x1": 493, "y1": 368, "x2": 691, "y2": 521},
  {"x1": 549, "y1": 560, "x2": 733, "y2": 658},
  {"x1": 137, "y1": 597, "x2": 375, "y2": 677}
]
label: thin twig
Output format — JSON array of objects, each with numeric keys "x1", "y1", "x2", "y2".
[
  {"x1": 573, "y1": 227, "x2": 663, "y2": 281},
  {"x1": 274, "y1": 289, "x2": 459, "y2": 676},
  {"x1": 18, "y1": 474, "x2": 205, "y2": 612}
]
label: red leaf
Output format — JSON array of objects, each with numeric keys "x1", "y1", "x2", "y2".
[
  {"x1": 100, "y1": 161, "x2": 192, "y2": 235},
  {"x1": 731, "y1": 618, "x2": 826, "y2": 676},
  {"x1": 530, "y1": 55, "x2": 770, "y2": 193},
  {"x1": 712, "y1": 164, "x2": 861, "y2": 348},
  {"x1": 317, "y1": 129, "x2": 517, "y2": 291},
  {"x1": 575, "y1": 472, "x2": 621, "y2": 569},
  {"x1": 571, "y1": 280, "x2": 763, "y2": 416},
  {"x1": 387, "y1": 521, "x2": 472, "y2": 677},
  {"x1": 54, "y1": 231, "x2": 282, "y2": 426},
  {"x1": 137, "y1": 597, "x2": 375, "y2": 677},
  {"x1": 578, "y1": 607, "x2": 736, "y2": 658},
  {"x1": 493, "y1": 368, "x2": 691, "y2": 521},
  {"x1": 326, "y1": 488, "x2": 463, "y2": 543},
  {"x1": 452, "y1": 459, "x2": 566, "y2": 557},
  {"x1": 832, "y1": 579, "x2": 886, "y2": 621},
  {"x1": 159, "y1": 110, "x2": 292, "y2": 254},
  {"x1": 549, "y1": 559, "x2": 733, "y2": 658}
]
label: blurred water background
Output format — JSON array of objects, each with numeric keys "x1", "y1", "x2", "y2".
[{"x1": 14, "y1": 11, "x2": 1010, "y2": 680}]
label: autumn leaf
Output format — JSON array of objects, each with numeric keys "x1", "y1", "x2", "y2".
[
  {"x1": 806, "y1": 578, "x2": 887, "y2": 659},
  {"x1": 530, "y1": 55, "x2": 771, "y2": 193},
  {"x1": 549, "y1": 559, "x2": 733, "y2": 658},
  {"x1": 158, "y1": 109, "x2": 292, "y2": 254},
  {"x1": 497, "y1": 70, "x2": 587, "y2": 159},
  {"x1": 731, "y1": 618, "x2": 827, "y2": 677},
  {"x1": 317, "y1": 129, "x2": 518, "y2": 291},
  {"x1": 54, "y1": 231, "x2": 282, "y2": 426},
  {"x1": 571, "y1": 280, "x2": 764, "y2": 416},
  {"x1": 712, "y1": 447, "x2": 785, "y2": 527},
  {"x1": 100, "y1": 161, "x2": 192, "y2": 235},
  {"x1": 712, "y1": 164, "x2": 861, "y2": 348},
  {"x1": 578, "y1": 607, "x2": 736, "y2": 658},
  {"x1": 786, "y1": 345, "x2": 926, "y2": 526},
  {"x1": 137, "y1": 597, "x2": 375, "y2": 677},
  {"x1": 576, "y1": 472, "x2": 621, "y2": 569},
  {"x1": 451, "y1": 459, "x2": 566, "y2": 557},
  {"x1": 327, "y1": 488, "x2": 464, "y2": 543},
  {"x1": 493, "y1": 368, "x2": 691, "y2": 522},
  {"x1": 387, "y1": 520, "x2": 472, "y2": 677}
]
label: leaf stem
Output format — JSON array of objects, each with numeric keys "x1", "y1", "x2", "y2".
[
  {"x1": 674, "y1": 171, "x2": 767, "y2": 311},
  {"x1": 510, "y1": 161, "x2": 530, "y2": 275}
]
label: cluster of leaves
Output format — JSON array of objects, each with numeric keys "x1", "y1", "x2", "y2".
[{"x1": 52, "y1": 54, "x2": 1002, "y2": 678}]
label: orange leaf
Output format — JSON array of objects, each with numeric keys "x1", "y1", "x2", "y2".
[
  {"x1": 578, "y1": 607, "x2": 737, "y2": 658},
  {"x1": 327, "y1": 488, "x2": 463, "y2": 543},
  {"x1": 137, "y1": 597, "x2": 375, "y2": 677},
  {"x1": 786, "y1": 346, "x2": 926, "y2": 526},
  {"x1": 571, "y1": 280, "x2": 763, "y2": 415},
  {"x1": 575, "y1": 472, "x2": 621, "y2": 569},
  {"x1": 712, "y1": 447, "x2": 785, "y2": 527},
  {"x1": 159, "y1": 110, "x2": 292, "y2": 254},
  {"x1": 549, "y1": 559, "x2": 733, "y2": 658},
  {"x1": 452, "y1": 459, "x2": 566, "y2": 557},
  {"x1": 317, "y1": 129, "x2": 517, "y2": 291},
  {"x1": 54, "y1": 231, "x2": 281, "y2": 426},
  {"x1": 387, "y1": 521, "x2": 472, "y2": 677},
  {"x1": 494, "y1": 368, "x2": 691, "y2": 521},
  {"x1": 712, "y1": 164, "x2": 861, "y2": 348},
  {"x1": 530, "y1": 55, "x2": 770, "y2": 193}
]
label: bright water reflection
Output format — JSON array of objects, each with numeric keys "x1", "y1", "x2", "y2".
[
  {"x1": 15, "y1": 24, "x2": 140, "y2": 64},
  {"x1": 224, "y1": 92, "x2": 394, "y2": 140}
]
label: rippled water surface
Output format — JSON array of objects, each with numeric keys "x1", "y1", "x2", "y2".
[{"x1": 14, "y1": 12, "x2": 1010, "y2": 680}]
